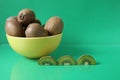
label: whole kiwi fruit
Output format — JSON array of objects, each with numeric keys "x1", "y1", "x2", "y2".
[
  {"x1": 44, "y1": 16, "x2": 64, "y2": 35},
  {"x1": 25, "y1": 23, "x2": 48, "y2": 37},
  {"x1": 5, "y1": 18, "x2": 25, "y2": 37},
  {"x1": 17, "y1": 9, "x2": 35, "y2": 26}
]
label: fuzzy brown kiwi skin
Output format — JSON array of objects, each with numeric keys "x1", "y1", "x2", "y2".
[
  {"x1": 23, "y1": 19, "x2": 41, "y2": 28},
  {"x1": 44, "y1": 16, "x2": 64, "y2": 35},
  {"x1": 6, "y1": 16, "x2": 27, "y2": 32},
  {"x1": 22, "y1": 19, "x2": 42, "y2": 30},
  {"x1": 33, "y1": 19, "x2": 41, "y2": 25},
  {"x1": 6, "y1": 16, "x2": 17, "y2": 23},
  {"x1": 5, "y1": 19, "x2": 25, "y2": 37},
  {"x1": 25, "y1": 23, "x2": 48, "y2": 37},
  {"x1": 17, "y1": 9, "x2": 35, "y2": 26}
]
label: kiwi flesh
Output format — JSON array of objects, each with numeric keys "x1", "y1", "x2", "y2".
[
  {"x1": 58, "y1": 55, "x2": 76, "y2": 66},
  {"x1": 17, "y1": 9, "x2": 35, "y2": 26},
  {"x1": 77, "y1": 55, "x2": 96, "y2": 65},
  {"x1": 25, "y1": 23, "x2": 48, "y2": 37},
  {"x1": 38, "y1": 56, "x2": 57, "y2": 65}
]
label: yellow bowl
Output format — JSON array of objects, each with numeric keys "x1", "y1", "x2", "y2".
[{"x1": 6, "y1": 34, "x2": 62, "y2": 58}]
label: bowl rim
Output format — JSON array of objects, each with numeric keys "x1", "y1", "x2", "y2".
[{"x1": 6, "y1": 33, "x2": 62, "y2": 39}]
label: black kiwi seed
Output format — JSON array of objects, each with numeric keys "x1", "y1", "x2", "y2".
[
  {"x1": 17, "y1": 8, "x2": 35, "y2": 26},
  {"x1": 58, "y1": 55, "x2": 76, "y2": 66},
  {"x1": 77, "y1": 55, "x2": 96, "y2": 65},
  {"x1": 38, "y1": 56, "x2": 57, "y2": 66}
]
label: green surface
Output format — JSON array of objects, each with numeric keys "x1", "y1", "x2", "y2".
[
  {"x1": 0, "y1": 44, "x2": 120, "y2": 80},
  {"x1": 1, "y1": 0, "x2": 120, "y2": 80}
]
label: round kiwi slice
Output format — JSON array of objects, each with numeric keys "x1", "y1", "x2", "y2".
[
  {"x1": 77, "y1": 55, "x2": 96, "y2": 65},
  {"x1": 58, "y1": 55, "x2": 76, "y2": 66},
  {"x1": 38, "y1": 56, "x2": 57, "y2": 66}
]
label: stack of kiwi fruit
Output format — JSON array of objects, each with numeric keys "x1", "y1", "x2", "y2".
[
  {"x1": 38, "y1": 54, "x2": 96, "y2": 66},
  {"x1": 5, "y1": 8, "x2": 63, "y2": 37}
]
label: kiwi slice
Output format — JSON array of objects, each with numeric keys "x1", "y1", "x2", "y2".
[
  {"x1": 38, "y1": 56, "x2": 57, "y2": 65},
  {"x1": 77, "y1": 55, "x2": 96, "y2": 65},
  {"x1": 58, "y1": 55, "x2": 76, "y2": 66}
]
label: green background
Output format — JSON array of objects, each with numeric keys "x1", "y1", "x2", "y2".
[{"x1": 0, "y1": 0, "x2": 120, "y2": 80}]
